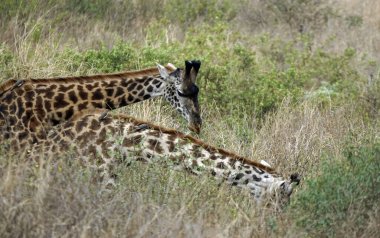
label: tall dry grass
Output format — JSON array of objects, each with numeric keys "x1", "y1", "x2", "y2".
[
  {"x1": 1, "y1": 0, "x2": 379, "y2": 237},
  {"x1": 1, "y1": 99, "x2": 376, "y2": 237}
]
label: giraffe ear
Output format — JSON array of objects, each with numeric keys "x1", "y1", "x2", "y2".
[
  {"x1": 190, "y1": 60, "x2": 201, "y2": 84},
  {"x1": 260, "y1": 160, "x2": 272, "y2": 168},
  {"x1": 166, "y1": 63, "x2": 177, "y2": 70},
  {"x1": 183, "y1": 60, "x2": 193, "y2": 89},
  {"x1": 156, "y1": 63, "x2": 170, "y2": 79}
]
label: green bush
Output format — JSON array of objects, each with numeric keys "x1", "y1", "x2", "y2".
[
  {"x1": 291, "y1": 139, "x2": 380, "y2": 237},
  {"x1": 55, "y1": 22, "x2": 363, "y2": 121},
  {"x1": 165, "y1": 0, "x2": 239, "y2": 27},
  {"x1": 59, "y1": 43, "x2": 138, "y2": 73},
  {"x1": 0, "y1": 44, "x2": 16, "y2": 81}
]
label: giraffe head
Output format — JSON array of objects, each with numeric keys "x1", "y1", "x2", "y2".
[
  {"x1": 267, "y1": 173, "x2": 301, "y2": 207},
  {"x1": 157, "y1": 60, "x2": 202, "y2": 134}
]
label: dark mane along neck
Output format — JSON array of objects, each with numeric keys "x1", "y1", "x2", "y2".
[
  {"x1": 0, "y1": 65, "x2": 174, "y2": 89},
  {"x1": 28, "y1": 66, "x2": 174, "y2": 84},
  {"x1": 108, "y1": 113, "x2": 277, "y2": 174},
  {"x1": 0, "y1": 80, "x2": 18, "y2": 95}
]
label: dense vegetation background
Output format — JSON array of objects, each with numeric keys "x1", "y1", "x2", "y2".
[{"x1": 0, "y1": 0, "x2": 379, "y2": 237}]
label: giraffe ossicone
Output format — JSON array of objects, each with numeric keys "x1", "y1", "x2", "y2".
[
  {"x1": 29, "y1": 109, "x2": 300, "y2": 205},
  {"x1": 0, "y1": 60, "x2": 202, "y2": 149}
]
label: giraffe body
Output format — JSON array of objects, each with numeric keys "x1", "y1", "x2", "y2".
[
  {"x1": 28, "y1": 109, "x2": 300, "y2": 204},
  {"x1": 0, "y1": 61, "x2": 202, "y2": 149}
]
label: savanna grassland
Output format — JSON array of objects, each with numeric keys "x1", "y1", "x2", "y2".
[{"x1": 0, "y1": 0, "x2": 379, "y2": 237}]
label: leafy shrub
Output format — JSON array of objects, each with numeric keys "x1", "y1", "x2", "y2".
[
  {"x1": 165, "y1": 0, "x2": 239, "y2": 27},
  {"x1": 56, "y1": 22, "x2": 363, "y2": 122},
  {"x1": 291, "y1": 139, "x2": 380, "y2": 237},
  {"x1": 59, "y1": 43, "x2": 139, "y2": 73},
  {"x1": 0, "y1": 44, "x2": 16, "y2": 81},
  {"x1": 64, "y1": 0, "x2": 113, "y2": 18}
]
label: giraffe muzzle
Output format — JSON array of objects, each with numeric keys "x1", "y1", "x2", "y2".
[
  {"x1": 188, "y1": 115, "x2": 202, "y2": 134},
  {"x1": 189, "y1": 124, "x2": 201, "y2": 134}
]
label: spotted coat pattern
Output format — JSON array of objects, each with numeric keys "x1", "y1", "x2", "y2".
[{"x1": 0, "y1": 61, "x2": 202, "y2": 150}]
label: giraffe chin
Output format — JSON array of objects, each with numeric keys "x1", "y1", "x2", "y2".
[{"x1": 188, "y1": 124, "x2": 201, "y2": 134}]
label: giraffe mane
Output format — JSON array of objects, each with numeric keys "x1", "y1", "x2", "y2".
[
  {"x1": 93, "y1": 112, "x2": 277, "y2": 174},
  {"x1": 0, "y1": 65, "x2": 175, "y2": 92},
  {"x1": 118, "y1": 115, "x2": 277, "y2": 173},
  {"x1": 0, "y1": 80, "x2": 18, "y2": 94}
]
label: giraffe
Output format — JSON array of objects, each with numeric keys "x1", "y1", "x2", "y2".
[
  {"x1": 0, "y1": 60, "x2": 202, "y2": 150},
  {"x1": 27, "y1": 109, "x2": 300, "y2": 205}
]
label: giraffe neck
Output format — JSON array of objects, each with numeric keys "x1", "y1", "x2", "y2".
[
  {"x1": 0, "y1": 66, "x2": 173, "y2": 144},
  {"x1": 29, "y1": 110, "x2": 296, "y2": 202},
  {"x1": 28, "y1": 69, "x2": 170, "y2": 122}
]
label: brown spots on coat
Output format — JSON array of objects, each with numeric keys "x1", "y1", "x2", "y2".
[
  {"x1": 167, "y1": 133, "x2": 178, "y2": 142},
  {"x1": 252, "y1": 174, "x2": 262, "y2": 182},
  {"x1": 136, "y1": 84, "x2": 143, "y2": 91},
  {"x1": 216, "y1": 162, "x2": 225, "y2": 169},
  {"x1": 122, "y1": 135, "x2": 143, "y2": 147},
  {"x1": 90, "y1": 118, "x2": 101, "y2": 131},
  {"x1": 127, "y1": 83, "x2": 136, "y2": 91},
  {"x1": 85, "y1": 84, "x2": 95, "y2": 91},
  {"x1": 16, "y1": 98, "x2": 25, "y2": 117},
  {"x1": 252, "y1": 167, "x2": 265, "y2": 175},
  {"x1": 54, "y1": 93, "x2": 69, "y2": 108},
  {"x1": 234, "y1": 173, "x2": 245, "y2": 180},
  {"x1": 75, "y1": 118, "x2": 88, "y2": 133},
  {"x1": 210, "y1": 154, "x2": 218, "y2": 160},
  {"x1": 220, "y1": 155, "x2": 227, "y2": 160},
  {"x1": 92, "y1": 89, "x2": 103, "y2": 100},
  {"x1": 96, "y1": 128, "x2": 107, "y2": 144},
  {"x1": 68, "y1": 91, "x2": 78, "y2": 103},
  {"x1": 87, "y1": 144, "x2": 98, "y2": 157},
  {"x1": 78, "y1": 90, "x2": 88, "y2": 100},
  {"x1": 228, "y1": 159, "x2": 236, "y2": 167},
  {"x1": 92, "y1": 102, "x2": 103, "y2": 108},
  {"x1": 35, "y1": 96, "x2": 43, "y2": 109},
  {"x1": 65, "y1": 107, "x2": 74, "y2": 120},
  {"x1": 147, "y1": 130, "x2": 161, "y2": 138},
  {"x1": 147, "y1": 139, "x2": 163, "y2": 153},
  {"x1": 59, "y1": 85, "x2": 75, "y2": 91},
  {"x1": 152, "y1": 79, "x2": 160, "y2": 85},
  {"x1": 15, "y1": 88, "x2": 25, "y2": 97},
  {"x1": 44, "y1": 101, "x2": 52, "y2": 111},
  {"x1": 125, "y1": 94, "x2": 133, "y2": 103},
  {"x1": 18, "y1": 131, "x2": 28, "y2": 141},
  {"x1": 138, "y1": 90, "x2": 145, "y2": 97},
  {"x1": 118, "y1": 97, "x2": 128, "y2": 107},
  {"x1": 8, "y1": 115, "x2": 17, "y2": 126},
  {"x1": 167, "y1": 141, "x2": 175, "y2": 152},
  {"x1": 25, "y1": 91, "x2": 35, "y2": 101},
  {"x1": 192, "y1": 145, "x2": 203, "y2": 157},
  {"x1": 106, "y1": 88, "x2": 114, "y2": 97},
  {"x1": 27, "y1": 116, "x2": 40, "y2": 132},
  {"x1": 211, "y1": 170, "x2": 217, "y2": 176},
  {"x1": 115, "y1": 87, "x2": 124, "y2": 97}
]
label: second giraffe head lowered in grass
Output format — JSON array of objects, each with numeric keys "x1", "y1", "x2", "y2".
[{"x1": 29, "y1": 109, "x2": 300, "y2": 207}]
